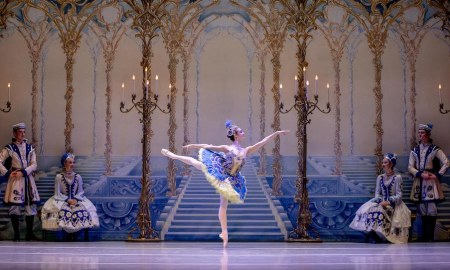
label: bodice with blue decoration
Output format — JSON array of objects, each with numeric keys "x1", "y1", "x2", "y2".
[{"x1": 199, "y1": 148, "x2": 247, "y2": 204}]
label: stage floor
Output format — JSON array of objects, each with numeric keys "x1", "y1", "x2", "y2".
[{"x1": 1, "y1": 241, "x2": 450, "y2": 270}]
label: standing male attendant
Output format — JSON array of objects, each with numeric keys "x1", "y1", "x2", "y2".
[
  {"x1": 0, "y1": 123, "x2": 40, "y2": 241},
  {"x1": 409, "y1": 123, "x2": 449, "y2": 241}
]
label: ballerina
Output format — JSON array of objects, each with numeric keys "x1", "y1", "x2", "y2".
[{"x1": 161, "y1": 120, "x2": 289, "y2": 247}]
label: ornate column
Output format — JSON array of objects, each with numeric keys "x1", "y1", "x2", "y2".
[
  {"x1": 12, "y1": 5, "x2": 52, "y2": 147},
  {"x1": 84, "y1": 29, "x2": 101, "y2": 156},
  {"x1": 27, "y1": 0, "x2": 113, "y2": 153},
  {"x1": 90, "y1": 4, "x2": 128, "y2": 175},
  {"x1": 179, "y1": 16, "x2": 218, "y2": 176},
  {"x1": 39, "y1": 41, "x2": 52, "y2": 155},
  {"x1": 231, "y1": 18, "x2": 269, "y2": 175},
  {"x1": 392, "y1": 6, "x2": 434, "y2": 150},
  {"x1": 256, "y1": 49, "x2": 268, "y2": 175},
  {"x1": 344, "y1": 28, "x2": 363, "y2": 155},
  {"x1": 318, "y1": 8, "x2": 357, "y2": 175},
  {"x1": 160, "y1": 0, "x2": 217, "y2": 196},
  {"x1": 231, "y1": 0, "x2": 288, "y2": 195},
  {"x1": 333, "y1": 0, "x2": 421, "y2": 171}
]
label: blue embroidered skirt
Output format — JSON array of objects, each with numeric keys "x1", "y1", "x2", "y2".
[{"x1": 199, "y1": 149, "x2": 247, "y2": 203}]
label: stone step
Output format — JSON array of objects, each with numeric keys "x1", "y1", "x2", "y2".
[
  {"x1": 164, "y1": 232, "x2": 284, "y2": 241},
  {"x1": 172, "y1": 213, "x2": 276, "y2": 221},
  {"x1": 176, "y1": 209, "x2": 273, "y2": 214},
  {"x1": 167, "y1": 226, "x2": 282, "y2": 233},
  {"x1": 170, "y1": 220, "x2": 278, "y2": 227}
]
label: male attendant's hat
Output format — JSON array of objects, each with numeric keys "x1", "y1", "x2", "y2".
[
  {"x1": 384, "y1": 153, "x2": 397, "y2": 167},
  {"x1": 12, "y1": 123, "x2": 26, "y2": 131},
  {"x1": 418, "y1": 123, "x2": 433, "y2": 132}
]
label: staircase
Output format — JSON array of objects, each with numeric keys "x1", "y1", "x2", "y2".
[
  {"x1": 162, "y1": 159, "x2": 288, "y2": 241},
  {"x1": 310, "y1": 156, "x2": 377, "y2": 192}
]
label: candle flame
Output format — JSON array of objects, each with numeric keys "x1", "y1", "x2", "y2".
[
  {"x1": 306, "y1": 80, "x2": 309, "y2": 86},
  {"x1": 327, "y1": 83, "x2": 330, "y2": 88},
  {"x1": 156, "y1": 75, "x2": 159, "y2": 80},
  {"x1": 169, "y1": 83, "x2": 172, "y2": 89},
  {"x1": 303, "y1": 67, "x2": 306, "y2": 72},
  {"x1": 132, "y1": 75, "x2": 135, "y2": 80},
  {"x1": 121, "y1": 83, "x2": 124, "y2": 88},
  {"x1": 294, "y1": 75, "x2": 298, "y2": 80},
  {"x1": 439, "y1": 84, "x2": 441, "y2": 89},
  {"x1": 315, "y1": 75, "x2": 318, "y2": 80},
  {"x1": 146, "y1": 80, "x2": 149, "y2": 85},
  {"x1": 279, "y1": 84, "x2": 283, "y2": 89},
  {"x1": 7, "y1": 83, "x2": 10, "y2": 88},
  {"x1": 145, "y1": 67, "x2": 148, "y2": 72}
]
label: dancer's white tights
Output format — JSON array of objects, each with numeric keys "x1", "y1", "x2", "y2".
[
  {"x1": 161, "y1": 149, "x2": 203, "y2": 170},
  {"x1": 219, "y1": 195, "x2": 229, "y2": 247}
]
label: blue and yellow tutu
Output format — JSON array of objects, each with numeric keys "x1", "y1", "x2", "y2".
[{"x1": 199, "y1": 149, "x2": 247, "y2": 204}]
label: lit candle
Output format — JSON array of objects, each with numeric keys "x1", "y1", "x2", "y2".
[
  {"x1": 155, "y1": 75, "x2": 159, "y2": 95},
  {"x1": 145, "y1": 67, "x2": 148, "y2": 80},
  {"x1": 439, "y1": 84, "x2": 442, "y2": 104},
  {"x1": 279, "y1": 83, "x2": 283, "y2": 101},
  {"x1": 146, "y1": 80, "x2": 149, "y2": 97},
  {"x1": 132, "y1": 75, "x2": 135, "y2": 95},
  {"x1": 294, "y1": 75, "x2": 298, "y2": 94},
  {"x1": 306, "y1": 80, "x2": 310, "y2": 101},
  {"x1": 7, "y1": 83, "x2": 11, "y2": 102},
  {"x1": 315, "y1": 75, "x2": 318, "y2": 96},
  {"x1": 121, "y1": 83, "x2": 125, "y2": 102},
  {"x1": 327, "y1": 83, "x2": 330, "y2": 103}
]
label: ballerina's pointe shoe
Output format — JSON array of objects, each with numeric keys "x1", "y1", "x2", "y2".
[{"x1": 219, "y1": 232, "x2": 228, "y2": 248}]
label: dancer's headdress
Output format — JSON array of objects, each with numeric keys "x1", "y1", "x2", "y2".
[
  {"x1": 225, "y1": 120, "x2": 239, "y2": 137},
  {"x1": 383, "y1": 153, "x2": 397, "y2": 167},
  {"x1": 60, "y1": 153, "x2": 76, "y2": 167}
]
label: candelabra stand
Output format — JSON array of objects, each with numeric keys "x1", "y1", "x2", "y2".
[
  {"x1": 281, "y1": 92, "x2": 330, "y2": 242},
  {"x1": 1, "y1": 100, "x2": 11, "y2": 113},
  {"x1": 439, "y1": 103, "x2": 449, "y2": 114},
  {"x1": 120, "y1": 90, "x2": 170, "y2": 241}
]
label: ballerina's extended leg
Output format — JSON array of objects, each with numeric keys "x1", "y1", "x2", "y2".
[
  {"x1": 161, "y1": 149, "x2": 203, "y2": 170},
  {"x1": 219, "y1": 195, "x2": 229, "y2": 248}
]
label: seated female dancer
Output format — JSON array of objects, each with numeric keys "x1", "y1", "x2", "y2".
[{"x1": 350, "y1": 153, "x2": 411, "y2": 243}]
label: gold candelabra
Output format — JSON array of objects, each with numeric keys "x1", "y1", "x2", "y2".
[
  {"x1": 120, "y1": 76, "x2": 170, "y2": 242},
  {"x1": 280, "y1": 78, "x2": 330, "y2": 242},
  {"x1": 120, "y1": 0, "x2": 174, "y2": 241},
  {"x1": 439, "y1": 84, "x2": 449, "y2": 114},
  {"x1": 1, "y1": 83, "x2": 11, "y2": 113},
  {"x1": 0, "y1": 101, "x2": 11, "y2": 113},
  {"x1": 440, "y1": 103, "x2": 450, "y2": 114},
  {"x1": 274, "y1": 0, "x2": 329, "y2": 242}
]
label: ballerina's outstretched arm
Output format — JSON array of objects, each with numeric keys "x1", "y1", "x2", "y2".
[
  {"x1": 245, "y1": 130, "x2": 290, "y2": 156},
  {"x1": 183, "y1": 143, "x2": 230, "y2": 153}
]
